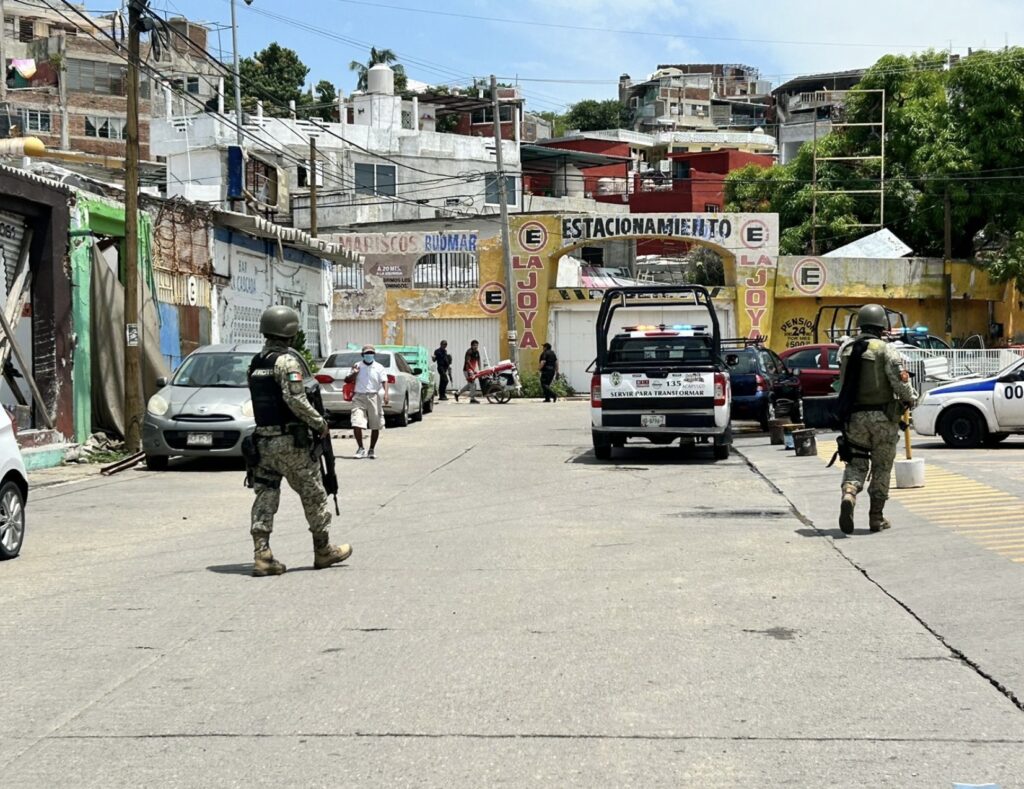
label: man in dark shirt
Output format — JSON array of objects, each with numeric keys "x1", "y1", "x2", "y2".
[
  {"x1": 539, "y1": 342, "x2": 559, "y2": 403},
  {"x1": 434, "y1": 340, "x2": 453, "y2": 400}
]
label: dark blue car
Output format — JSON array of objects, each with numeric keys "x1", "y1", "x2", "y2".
[{"x1": 725, "y1": 345, "x2": 803, "y2": 430}]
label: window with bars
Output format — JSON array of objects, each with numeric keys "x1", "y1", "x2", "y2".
[
  {"x1": 19, "y1": 109, "x2": 51, "y2": 133},
  {"x1": 67, "y1": 59, "x2": 150, "y2": 98},
  {"x1": 19, "y1": 18, "x2": 34, "y2": 42},
  {"x1": 470, "y1": 105, "x2": 513, "y2": 125},
  {"x1": 354, "y1": 163, "x2": 396, "y2": 197},
  {"x1": 484, "y1": 173, "x2": 517, "y2": 206},
  {"x1": 85, "y1": 115, "x2": 126, "y2": 140}
]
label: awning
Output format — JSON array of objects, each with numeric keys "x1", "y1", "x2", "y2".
[{"x1": 212, "y1": 210, "x2": 359, "y2": 264}]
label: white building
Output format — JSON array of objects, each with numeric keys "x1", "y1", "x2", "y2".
[{"x1": 150, "y1": 64, "x2": 528, "y2": 232}]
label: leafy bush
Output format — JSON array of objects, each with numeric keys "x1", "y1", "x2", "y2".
[{"x1": 519, "y1": 371, "x2": 576, "y2": 399}]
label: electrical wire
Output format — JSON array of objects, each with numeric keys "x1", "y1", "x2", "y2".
[{"x1": 51, "y1": 0, "x2": 494, "y2": 217}]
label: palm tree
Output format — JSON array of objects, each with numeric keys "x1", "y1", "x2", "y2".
[{"x1": 349, "y1": 47, "x2": 407, "y2": 93}]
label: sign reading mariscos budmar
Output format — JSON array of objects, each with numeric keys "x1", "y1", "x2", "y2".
[{"x1": 500, "y1": 213, "x2": 778, "y2": 363}]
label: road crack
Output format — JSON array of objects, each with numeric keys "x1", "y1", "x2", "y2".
[{"x1": 736, "y1": 447, "x2": 1024, "y2": 715}]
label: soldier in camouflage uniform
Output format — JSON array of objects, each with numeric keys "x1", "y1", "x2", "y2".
[
  {"x1": 837, "y1": 304, "x2": 918, "y2": 535},
  {"x1": 246, "y1": 306, "x2": 352, "y2": 576}
]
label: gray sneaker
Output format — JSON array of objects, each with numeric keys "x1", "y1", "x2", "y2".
[
  {"x1": 354, "y1": 447, "x2": 367, "y2": 459},
  {"x1": 367, "y1": 448, "x2": 376, "y2": 459}
]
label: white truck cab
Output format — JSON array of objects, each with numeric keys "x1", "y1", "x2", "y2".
[
  {"x1": 590, "y1": 286, "x2": 732, "y2": 460},
  {"x1": 913, "y1": 355, "x2": 1024, "y2": 448}
]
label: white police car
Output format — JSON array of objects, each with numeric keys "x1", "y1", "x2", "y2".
[
  {"x1": 913, "y1": 354, "x2": 1024, "y2": 448},
  {"x1": 591, "y1": 286, "x2": 732, "y2": 461}
]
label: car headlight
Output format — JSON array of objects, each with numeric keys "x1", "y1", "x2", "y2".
[
  {"x1": 147, "y1": 394, "x2": 169, "y2": 416},
  {"x1": 241, "y1": 400, "x2": 254, "y2": 418}
]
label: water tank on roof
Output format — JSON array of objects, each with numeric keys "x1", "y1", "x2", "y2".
[
  {"x1": 553, "y1": 162, "x2": 584, "y2": 198},
  {"x1": 367, "y1": 63, "x2": 395, "y2": 95}
]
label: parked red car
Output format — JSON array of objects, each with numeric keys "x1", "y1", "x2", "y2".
[{"x1": 779, "y1": 344, "x2": 840, "y2": 397}]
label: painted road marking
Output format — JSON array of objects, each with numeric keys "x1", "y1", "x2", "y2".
[{"x1": 813, "y1": 438, "x2": 1023, "y2": 565}]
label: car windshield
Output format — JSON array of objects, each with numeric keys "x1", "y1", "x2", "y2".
[
  {"x1": 727, "y1": 352, "x2": 760, "y2": 375},
  {"x1": 608, "y1": 335, "x2": 712, "y2": 366},
  {"x1": 172, "y1": 352, "x2": 253, "y2": 388},
  {"x1": 326, "y1": 352, "x2": 392, "y2": 368}
]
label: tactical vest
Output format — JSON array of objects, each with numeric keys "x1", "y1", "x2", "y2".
[
  {"x1": 247, "y1": 352, "x2": 290, "y2": 427},
  {"x1": 850, "y1": 338, "x2": 892, "y2": 406}
]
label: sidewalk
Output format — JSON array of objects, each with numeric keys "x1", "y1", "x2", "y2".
[
  {"x1": 27, "y1": 462, "x2": 105, "y2": 490},
  {"x1": 735, "y1": 432, "x2": 1024, "y2": 712}
]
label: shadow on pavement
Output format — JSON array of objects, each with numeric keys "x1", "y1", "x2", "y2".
[
  {"x1": 206, "y1": 563, "x2": 254, "y2": 576},
  {"x1": 568, "y1": 445, "x2": 730, "y2": 466},
  {"x1": 150, "y1": 458, "x2": 247, "y2": 474}
]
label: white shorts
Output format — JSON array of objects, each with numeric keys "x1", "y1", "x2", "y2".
[{"x1": 351, "y1": 393, "x2": 384, "y2": 430}]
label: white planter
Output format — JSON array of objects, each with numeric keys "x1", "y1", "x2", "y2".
[{"x1": 894, "y1": 458, "x2": 926, "y2": 489}]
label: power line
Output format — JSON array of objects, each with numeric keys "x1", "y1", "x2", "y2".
[{"x1": 50, "y1": 1, "x2": 487, "y2": 215}]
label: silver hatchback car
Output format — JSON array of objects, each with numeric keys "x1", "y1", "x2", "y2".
[
  {"x1": 142, "y1": 343, "x2": 315, "y2": 470},
  {"x1": 317, "y1": 350, "x2": 423, "y2": 427}
]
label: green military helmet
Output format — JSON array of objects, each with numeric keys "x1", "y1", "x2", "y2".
[
  {"x1": 259, "y1": 305, "x2": 300, "y2": 339},
  {"x1": 857, "y1": 303, "x2": 888, "y2": 332}
]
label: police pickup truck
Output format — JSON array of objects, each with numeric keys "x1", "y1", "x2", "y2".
[
  {"x1": 913, "y1": 353, "x2": 1024, "y2": 448},
  {"x1": 590, "y1": 286, "x2": 732, "y2": 460}
]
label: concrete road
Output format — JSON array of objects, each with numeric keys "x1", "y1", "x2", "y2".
[{"x1": 2, "y1": 401, "x2": 1022, "y2": 787}]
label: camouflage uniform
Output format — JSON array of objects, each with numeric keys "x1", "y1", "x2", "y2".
[
  {"x1": 838, "y1": 337, "x2": 918, "y2": 531},
  {"x1": 248, "y1": 335, "x2": 351, "y2": 576},
  {"x1": 250, "y1": 338, "x2": 332, "y2": 539}
]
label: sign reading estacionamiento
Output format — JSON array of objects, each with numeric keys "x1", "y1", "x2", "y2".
[{"x1": 561, "y1": 215, "x2": 734, "y2": 244}]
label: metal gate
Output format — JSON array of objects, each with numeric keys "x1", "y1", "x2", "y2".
[
  {"x1": 330, "y1": 319, "x2": 382, "y2": 355},
  {"x1": 404, "y1": 318, "x2": 502, "y2": 368}
]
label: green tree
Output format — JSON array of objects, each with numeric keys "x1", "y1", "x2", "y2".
[
  {"x1": 537, "y1": 110, "x2": 567, "y2": 138},
  {"x1": 349, "y1": 47, "x2": 407, "y2": 94},
  {"x1": 232, "y1": 43, "x2": 310, "y2": 117},
  {"x1": 310, "y1": 79, "x2": 337, "y2": 121},
  {"x1": 725, "y1": 46, "x2": 1024, "y2": 280},
  {"x1": 564, "y1": 99, "x2": 626, "y2": 132}
]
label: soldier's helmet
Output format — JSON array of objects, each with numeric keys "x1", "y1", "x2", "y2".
[
  {"x1": 857, "y1": 303, "x2": 888, "y2": 332},
  {"x1": 259, "y1": 305, "x2": 300, "y2": 339}
]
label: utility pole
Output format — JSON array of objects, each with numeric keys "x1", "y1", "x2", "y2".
[
  {"x1": 309, "y1": 136, "x2": 318, "y2": 236},
  {"x1": 490, "y1": 74, "x2": 517, "y2": 367},
  {"x1": 123, "y1": 0, "x2": 144, "y2": 453},
  {"x1": 944, "y1": 187, "x2": 953, "y2": 341},
  {"x1": 58, "y1": 34, "x2": 69, "y2": 150},
  {"x1": 0, "y1": 0, "x2": 7, "y2": 104},
  {"x1": 229, "y1": 0, "x2": 246, "y2": 214}
]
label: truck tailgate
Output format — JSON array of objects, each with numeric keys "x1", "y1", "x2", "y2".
[{"x1": 600, "y1": 370, "x2": 716, "y2": 428}]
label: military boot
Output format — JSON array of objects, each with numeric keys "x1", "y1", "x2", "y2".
[
  {"x1": 869, "y1": 499, "x2": 891, "y2": 533},
  {"x1": 839, "y1": 483, "x2": 858, "y2": 535},
  {"x1": 252, "y1": 534, "x2": 286, "y2": 577},
  {"x1": 313, "y1": 532, "x2": 352, "y2": 569}
]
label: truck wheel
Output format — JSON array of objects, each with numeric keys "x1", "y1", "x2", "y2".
[
  {"x1": 592, "y1": 431, "x2": 612, "y2": 460},
  {"x1": 939, "y1": 406, "x2": 985, "y2": 449},
  {"x1": 713, "y1": 442, "x2": 730, "y2": 461},
  {"x1": 759, "y1": 400, "x2": 776, "y2": 432}
]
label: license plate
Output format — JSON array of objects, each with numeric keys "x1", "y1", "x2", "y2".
[
  {"x1": 187, "y1": 432, "x2": 214, "y2": 447},
  {"x1": 641, "y1": 415, "x2": 666, "y2": 427}
]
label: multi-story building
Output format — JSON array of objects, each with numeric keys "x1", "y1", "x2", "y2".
[
  {"x1": 2, "y1": 1, "x2": 220, "y2": 160},
  {"x1": 619, "y1": 63, "x2": 772, "y2": 135},
  {"x1": 152, "y1": 64, "x2": 531, "y2": 232},
  {"x1": 772, "y1": 69, "x2": 866, "y2": 164}
]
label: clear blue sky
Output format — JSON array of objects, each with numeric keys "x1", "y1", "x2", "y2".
[{"x1": 151, "y1": 0, "x2": 1024, "y2": 113}]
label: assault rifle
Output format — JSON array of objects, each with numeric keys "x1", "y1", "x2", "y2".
[{"x1": 308, "y1": 386, "x2": 340, "y2": 515}]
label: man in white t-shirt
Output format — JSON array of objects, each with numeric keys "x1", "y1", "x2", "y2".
[{"x1": 348, "y1": 344, "x2": 389, "y2": 459}]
